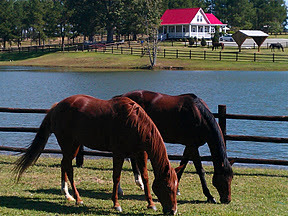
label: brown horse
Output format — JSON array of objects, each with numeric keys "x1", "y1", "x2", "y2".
[
  {"x1": 212, "y1": 42, "x2": 224, "y2": 51},
  {"x1": 13, "y1": 95, "x2": 178, "y2": 214},
  {"x1": 115, "y1": 90, "x2": 233, "y2": 204}
]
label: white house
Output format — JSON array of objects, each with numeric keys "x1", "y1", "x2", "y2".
[{"x1": 159, "y1": 8, "x2": 227, "y2": 40}]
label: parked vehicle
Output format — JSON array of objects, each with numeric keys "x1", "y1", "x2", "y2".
[{"x1": 220, "y1": 34, "x2": 234, "y2": 42}]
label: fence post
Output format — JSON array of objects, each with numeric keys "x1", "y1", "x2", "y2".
[
  {"x1": 190, "y1": 50, "x2": 192, "y2": 59},
  {"x1": 219, "y1": 51, "x2": 222, "y2": 61},
  {"x1": 254, "y1": 53, "x2": 256, "y2": 62},
  {"x1": 218, "y1": 104, "x2": 227, "y2": 146},
  {"x1": 121, "y1": 47, "x2": 123, "y2": 54},
  {"x1": 272, "y1": 53, "x2": 275, "y2": 62},
  {"x1": 204, "y1": 50, "x2": 206, "y2": 60},
  {"x1": 112, "y1": 46, "x2": 113, "y2": 54},
  {"x1": 164, "y1": 49, "x2": 166, "y2": 58},
  {"x1": 131, "y1": 47, "x2": 133, "y2": 55},
  {"x1": 176, "y1": 49, "x2": 178, "y2": 58}
]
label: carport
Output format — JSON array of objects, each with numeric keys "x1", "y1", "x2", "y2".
[{"x1": 232, "y1": 30, "x2": 269, "y2": 52}]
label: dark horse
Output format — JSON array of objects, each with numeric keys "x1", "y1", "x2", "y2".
[
  {"x1": 14, "y1": 95, "x2": 178, "y2": 214},
  {"x1": 117, "y1": 90, "x2": 233, "y2": 204},
  {"x1": 269, "y1": 43, "x2": 284, "y2": 52},
  {"x1": 212, "y1": 42, "x2": 224, "y2": 51}
]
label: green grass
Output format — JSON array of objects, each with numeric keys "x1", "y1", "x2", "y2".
[
  {"x1": 1, "y1": 50, "x2": 288, "y2": 71},
  {"x1": 1, "y1": 154, "x2": 288, "y2": 215}
]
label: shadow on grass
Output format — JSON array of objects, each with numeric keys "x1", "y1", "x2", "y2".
[
  {"x1": 0, "y1": 51, "x2": 56, "y2": 61},
  {"x1": 0, "y1": 189, "x2": 158, "y2": 215}
]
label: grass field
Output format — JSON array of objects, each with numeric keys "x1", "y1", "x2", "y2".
[
  {"x1": 0, "y1": 50, "x2": 288, "y2": 72},
  {"x1": 1, "y1": 154, "x2": 288, "y2": 215}
]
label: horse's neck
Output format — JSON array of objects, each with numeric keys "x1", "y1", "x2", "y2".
[{"x1": 206, "y1": 126, "x2": 229, "y2": 172}]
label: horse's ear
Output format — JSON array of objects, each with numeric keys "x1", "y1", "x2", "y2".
[{"x1": 174, "y1": 164, "x2": 185, "y2": 174}]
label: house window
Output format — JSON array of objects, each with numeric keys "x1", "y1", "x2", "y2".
[
  {"x1": 197, "y1": 15, "x2": 199, "y2": 22},
  {"x1": 205, "y1": 27, "x2": 209, "y2": 32},
  {"x1": 200, "y1": 16, "x2": 203, "y2": 22},
  {"x1": 176, "y1": 26, "x2": 182, "y2": 32},
  {"x1": 199, "y1": 27, "x2": 203, "y2": 32},
  {"x1": 211, "y1": 27, "x2": 215, "y2": 33},
  {"x1": 169, "y1": 26, "x2": 175, "y2": 32},
  {"x1": 183, "y1": 25, "x2": 188, "y2": 32},
  {"x1": 192, "y1": 27, "x2": 196, "y2": 32}
]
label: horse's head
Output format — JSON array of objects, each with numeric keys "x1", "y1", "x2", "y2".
[
  {"x1": 212, "y1": 161, "x2": 233, "y2": 204},
  {"x1": 152, "y1": 166, "x2": 178, "y2": 215}
]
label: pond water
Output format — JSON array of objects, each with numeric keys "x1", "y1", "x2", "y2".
[{"x1": 0, "y1": 66, "x2": 288, "y2": 165}]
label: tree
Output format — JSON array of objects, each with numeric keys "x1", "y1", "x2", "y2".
[
  {"x1": 136, "y1": 0, "x2": 163, "y2": 68},
  {"x1": 0, "y1": 0, "x2": 15, "y2": 48},
  {"x1": 24, "y1": 0, "x2": 46, "y2": 45}
]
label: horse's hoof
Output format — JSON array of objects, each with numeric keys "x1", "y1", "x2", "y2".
[
  {"x1": 148, "y1": 205, "x2": 157, "y2": 211},
  {"x1": 114, "y1": 206, "x2": 123, "y2": 212},
  {"x1": 207, "y1": 197, "x2": 217, "y2": 204},
  {"x1": 176, "y1": 188, "x2": 181, "y2": 196},
  {"x1": 66, "y1": 195, "x2": 75, "y2": 202},
  {"x1": 76, "y1": 200, "x2": 84, "y2": 205}
]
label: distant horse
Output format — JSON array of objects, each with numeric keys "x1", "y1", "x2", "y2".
[
  {"x1": 269, "y1": 43, "x2": 284, "y2": 52},
  {"x1": 116, "y1": 90, "x2": 233, "y2": 204},
  {"x1": 212, "y1": 42, "x2": 224, "y2": 51},
  {"x1": 13, "y1": 95, "x2": 178, "y2": 214}
]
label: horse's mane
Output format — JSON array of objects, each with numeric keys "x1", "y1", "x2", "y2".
[
  {"x1": 113, "y1": 97, "x2": 170, "y2": 175},
  {"x1": 193, "y1": 96, "x2": 232, "y2": 174}
]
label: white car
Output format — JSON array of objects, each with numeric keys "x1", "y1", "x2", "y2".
[{"x1": 220, "y1": 34, "x2": 234, "y2": 42}]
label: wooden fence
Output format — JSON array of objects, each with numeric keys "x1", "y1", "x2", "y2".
[
  {"x1": 1, "y1": 43, "x2": 288, "y2": 63},
  {"x1": 1, "y1": 106, "x2": 288, "y2": 166}
]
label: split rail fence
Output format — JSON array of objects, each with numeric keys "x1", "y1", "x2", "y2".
[
  {"x1": 1, "y1": 43, "x2": 288, "y2": 63},
  {"x1": 1, "y1": 105, "x2": 288, "y2": 166}
]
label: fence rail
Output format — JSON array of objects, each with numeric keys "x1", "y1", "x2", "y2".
[
  {"x1": 1, "y1": 106, "x2": 288, "y2": 166},
  {"x1": 1, "y1": 43, "x2": 288, "y2": 63}
]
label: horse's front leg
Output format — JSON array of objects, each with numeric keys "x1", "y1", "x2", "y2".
[
  {"x1": 175, "y1": 146, "x2": 191, "y2": 195},
  {"x1": 191, "y1": 147, "x2": 216, "y2": 204},
  {"x1": 112, "y1": 155, "x2": 124, "y2": 212},
  {"x1": 135, "y1": 151, "x2": 157, "y2": 211}
]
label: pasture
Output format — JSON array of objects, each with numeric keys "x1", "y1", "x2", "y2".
[{"x1": 0, "y1": 155, "x2": 288, "y2": 215}]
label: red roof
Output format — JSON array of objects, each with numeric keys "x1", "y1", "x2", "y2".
[
  {"x1": 160, "y1": 8, "x2": 223, "y2": 25},
  {"x1": 205, "y1": 13, "x2": 223, "y2": 25},
  {"x1": 161, "y1": 8, "x2": 201, "y2": 25}
]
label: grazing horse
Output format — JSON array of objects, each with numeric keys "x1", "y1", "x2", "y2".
[
  {"x1": 269, "y1": 43, "x2": 284, "y2": 52},
  {"x1": 116, "y1": 90, "x2": 233, "y2": 204},
  {"x1": 13, "y1": 95, "x2": 178, "y2": 214},
  {"x1": 212, "y1": 42, "x2": 224, "y2": 51}
]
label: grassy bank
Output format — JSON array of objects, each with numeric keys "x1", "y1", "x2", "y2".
[
  {"x1": 0, "y1": 51, "x2": 287, "y2": 71},
  {"x1": 1, "y1": 154, "x2": 288, "y2": 215}
]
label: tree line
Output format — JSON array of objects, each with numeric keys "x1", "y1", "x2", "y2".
[{"x1": 0, "y1": 0, "x2": 287, "y2": 48}]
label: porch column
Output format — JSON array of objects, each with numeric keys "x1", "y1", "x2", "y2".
[
  {"x1": 196, "y1": 26, "x2": 199, "y2": 39},
  {"x1": 174, "y1": 25, "x2": 176, "y2": 38},
  {"x1": 189, "y1": 25, "x2": 191, "y2": 38}
]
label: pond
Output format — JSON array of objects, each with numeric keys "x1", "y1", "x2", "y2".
[{"x1": 0, "y1": 66, "x2": 287, "y2": 165}]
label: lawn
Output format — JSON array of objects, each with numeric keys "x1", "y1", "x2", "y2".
[{"x1": 0, "y1": 154, "x2": 288, "y2": 215}]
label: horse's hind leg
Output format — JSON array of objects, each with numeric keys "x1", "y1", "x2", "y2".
[
  {"x1": 135, "y1": 151, "x2": 156, "y2": 211},
  {"x1": 61, "y1": 168, "x2": 75, "y2": 201},
  {"x1": 112, "y1": 155, "x2": 124, "y2": 212},
  {"x1": 130, "y1": 156, "x2": 144, "y2": 190},
  {"x1": 61, "y1": 156, "x2": 83, "y2": 204}
]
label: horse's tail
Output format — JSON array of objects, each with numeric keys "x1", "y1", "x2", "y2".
[{"x1": 13, "y1": 109, "x2": 53, "y2": 181}]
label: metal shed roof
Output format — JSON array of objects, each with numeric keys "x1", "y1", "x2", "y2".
[{"x1": 232, "y1": 30, "x2": 269, "y2": 52}]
